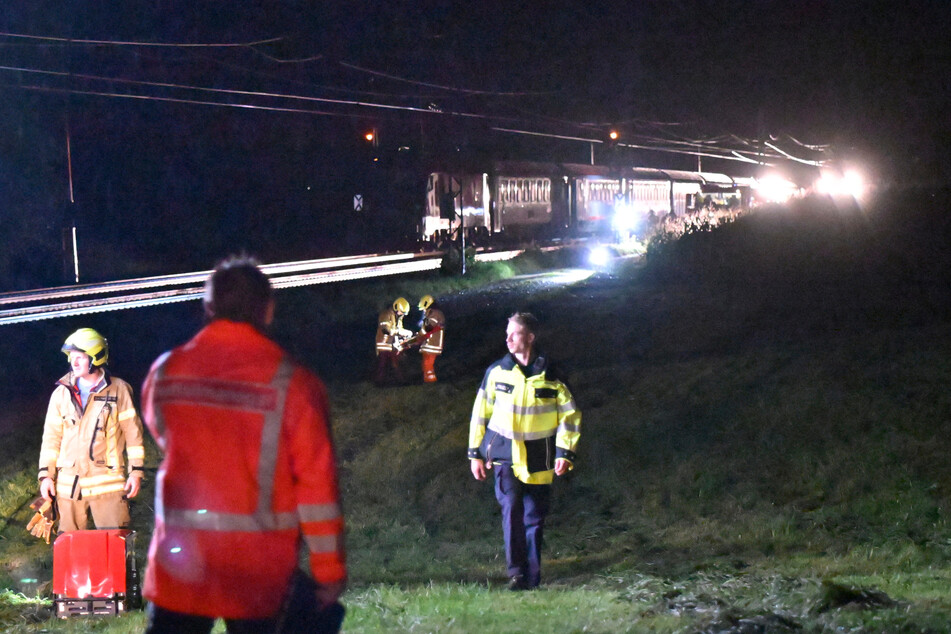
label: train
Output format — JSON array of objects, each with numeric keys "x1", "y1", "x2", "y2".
[{"x1": 419, "y1": 161, "x2": 756, "y2": 248}]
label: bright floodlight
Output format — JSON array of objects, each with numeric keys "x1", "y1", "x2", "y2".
[
  {"x1": 612, "y1": 203, "x2": 638, "y2": 234},
  {"x1": 754, "y1": 174, "x2": 798, "y2": 203},
  {"x1": 588, "y1": 246, "x2": 612, "y2": 268},
  {"x1": 816, "y1": 168, "x2": 866, "y2": 199}
]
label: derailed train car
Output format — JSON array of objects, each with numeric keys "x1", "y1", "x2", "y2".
[{"x1": 421, "y1": 161, "x2": 752, "y2": 246}]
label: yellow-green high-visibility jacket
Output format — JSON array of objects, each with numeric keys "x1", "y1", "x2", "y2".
[
  {"x1": 468, "y1": 353, "x2": 580, "y2": 485},
  {"x1": 39, "y1": 371, "x2": 146, "y2": 500}
]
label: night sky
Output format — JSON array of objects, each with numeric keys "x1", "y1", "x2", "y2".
[{"x1": 1, "y1": 1, "x2": 949, "y2": 287}]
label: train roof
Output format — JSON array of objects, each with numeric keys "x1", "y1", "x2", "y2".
[{"x1": 429, "y1": 161, "x2": 753, "y2": 188}]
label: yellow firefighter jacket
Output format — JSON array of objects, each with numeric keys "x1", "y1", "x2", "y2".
[
  {"x1": 419, "y1": 306, "x2": 446, "y2": 355},
  {"x1": 468, "y1": 353, "x2": 580, "y2": 484},
  {"x1": 376, "y1": 307, "x2": 409, "y2": 354},
  {"x1": 39, "y1": 371, "x2": 146, "y2": 500}
]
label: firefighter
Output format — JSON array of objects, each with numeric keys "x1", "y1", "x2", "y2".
[
  {"x1": 38, "y1": 328, "x2": 146, "y2": 532},
  {"x1": 374, "y1": 297, "x2": 412, "y2": 385},
  {"x1": 416, "y1": 294, "x2": 446, "y2": 383},
  {"x1": 141, "y1": 255, "x2": 346, "y2": 632},
  {"x1": 468, "y1": 312, "x2": 581, "y2": 590}
]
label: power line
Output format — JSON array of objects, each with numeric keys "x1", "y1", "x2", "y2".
[
  {"x1": 339, "y1": 61, "x2": 557, "y2": 97},
  {"x1": 0, "y1": 59, "x2": 830, "y2": 167},
  {"x1": 0, "y1": 63, "x2": 495, "y2": 119},
  {"x1": 0, "y1": 31, "x2": 283, "y2": 48}
]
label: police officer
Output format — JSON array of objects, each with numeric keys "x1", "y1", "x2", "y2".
[{"x1": 468, "y1": 312, "x2": 581, "y2": 590}]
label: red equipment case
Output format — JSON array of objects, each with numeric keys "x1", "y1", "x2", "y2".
[{"x1": 52, "y1": 529, "x2": 141, "y2": 618}]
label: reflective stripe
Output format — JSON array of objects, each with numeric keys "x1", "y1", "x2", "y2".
[
  {"x1": 487, "y1": 421, "x2": 556, "y2": 442},
  {"x1": 165, "y1": 507, "x2": 299, "y2": 531},
  {"x1": 82, "y1": 482, "x2": 126, "y2": 497},
  {"x1": 494, "y1": 401, "x2": 557, "y2": 417},
  {"x1": 558, "y1": 421, "x2": 581, "y2": 434},
  {"x1": 80, "y1": 473, "x2": 126, "y2": 486},
  {"x1": 40, "y1": 449, "x2": 59, "y2": 463},
  {"x1": 118, "y1": 408, "x2": 137, "y2": 421},
  {"x1": 256, "y1": 360, "x2": 294, "y2": 516},
  {"x1": 304, "y1": 533, "x2": 341, "y2": 555},
  {"x1": 127, "y1": 445, "x2": 145, "y2": 460},
  {"x1": 298, "y1": 503, "x2": 342, "y2": 523},
  {"x1": 149, "y1": 351, "x2": 173, "y2": 441}
]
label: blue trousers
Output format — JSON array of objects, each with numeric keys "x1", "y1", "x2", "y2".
[{"x1": 493, "y1": 462, "x2": 552, "y2": 587}]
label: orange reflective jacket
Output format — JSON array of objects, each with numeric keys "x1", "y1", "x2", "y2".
[{"x1": 141, "y1": 320, "x2": 345, "y2": 619}]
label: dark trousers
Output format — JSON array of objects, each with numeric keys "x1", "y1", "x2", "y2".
[
  {"x1": 493, "y1": 462, "x2": 551, "y2": 587},
  {"x1": 145, "y1": 603, "x2": 277, "y2": 634}
]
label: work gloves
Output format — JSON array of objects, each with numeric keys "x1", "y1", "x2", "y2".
[{"x1": 26, "y1": 497, "x2": 58, "y2": 544}]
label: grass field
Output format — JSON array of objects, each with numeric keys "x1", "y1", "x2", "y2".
[{"x1": 2, "y1": 190, "x2": 951, "y2": 632}]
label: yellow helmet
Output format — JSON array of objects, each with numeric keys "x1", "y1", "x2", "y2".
[
  {"x1": 62, "y1": 328, "x2": 109, "y2": 367},
  {"x1": 393, "y1": 297, "x2": 410, "y2": 314},
  {"x1": 418, "y1": 295, "x2": 435, "y2": 311}
]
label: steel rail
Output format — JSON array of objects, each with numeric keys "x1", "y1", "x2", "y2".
[
  {"x1": 0, "y1": 251, "x2": 432, "y2": 306},
  {"x1": 0, "y1": 249, "x2": 522, "y2": 326}
]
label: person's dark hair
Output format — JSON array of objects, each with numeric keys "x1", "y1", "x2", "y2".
[
  {"x1": 508, "y1": 311, "x2": 539, "y2": 336},
  {"x1": 203, "y1": 255, "x2": 273, "y2": 328}
]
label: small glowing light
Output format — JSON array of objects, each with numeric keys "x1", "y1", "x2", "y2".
[
  {"x1": 364, "y1": 132, "x2": 375, "y2": 142},
  {"x1": 197, "y1": 509, "x2": 207, "y2": 514},
  {"x1": 170, "y1": 547, "x2": 182, "y2": 554},
  {"x1": 609, "y1": 130, "x2": 619, "y2": 140},
  {"x1": 20, "y1": 578, "x2": 38, "y2": 583}
]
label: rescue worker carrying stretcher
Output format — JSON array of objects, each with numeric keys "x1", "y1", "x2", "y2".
[
  {"x1": 38, "y1": 328, "x2": 146, "y2": 533},
  {"x1": 373, "y1": 297, "x2": 412, "y2": 385}
]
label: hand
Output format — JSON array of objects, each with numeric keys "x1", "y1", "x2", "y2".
[
  {"x1": 314, "y1": 579, "x2": 346, "y2": 608},
  {"x1": 554, "y1": 458, "x2": 571, "y2": 476},
  {"x1": 125, "y1": 474, "x2": 142, "y2": 499},
  {"x1": 470, "y1": 459, "x2": 490, "y2": 481},
  {"x1": 39, "y1": 477, "x2": 56, "y2": 501}
]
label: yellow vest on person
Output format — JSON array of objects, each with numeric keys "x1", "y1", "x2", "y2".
[{"x1": 468, "y1": 353, "x2": 580, "y2": 485}]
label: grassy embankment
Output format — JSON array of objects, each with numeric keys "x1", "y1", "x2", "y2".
[{"x1": 2, "y1": 190, "x2": 951, "y2": 632}]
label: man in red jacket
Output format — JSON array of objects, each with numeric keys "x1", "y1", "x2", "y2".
[{"x1": 141, "y1": 255, "x2": 346, "y2": 633}]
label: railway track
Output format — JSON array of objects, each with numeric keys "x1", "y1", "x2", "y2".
[{"x1": 0, "y1": 249, "x2": 523, "y2": 326}]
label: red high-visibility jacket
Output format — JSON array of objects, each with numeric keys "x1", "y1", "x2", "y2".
[{"x1": 141, "y1": 320, "x2": 346, "y2": 619}]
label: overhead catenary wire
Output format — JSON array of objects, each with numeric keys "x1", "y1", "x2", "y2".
[
  {"x1": 0, "y1": 31, "x2": 284, "y2": 48},
  {"x1": 0, "y1": 33, "x2": 832, "y2": 167}
]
